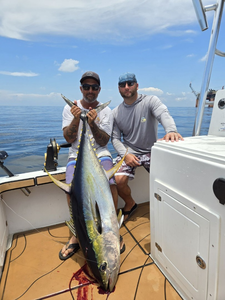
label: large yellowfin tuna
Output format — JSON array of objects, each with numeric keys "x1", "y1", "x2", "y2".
[{"x1": 46, "y1": 95, "x2": 125, "y2": 291}]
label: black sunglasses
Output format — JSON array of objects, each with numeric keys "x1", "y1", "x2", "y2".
[
  {"x1": 82, "y1": 84, "x2": 100, "y2": 91},
  {"x1": 119, "y1": 81, "x2": 136, "y2": 88}
]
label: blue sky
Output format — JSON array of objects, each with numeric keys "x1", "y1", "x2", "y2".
[{"x1": 0, "y1": 0, "x2": 224, "y2": 108}]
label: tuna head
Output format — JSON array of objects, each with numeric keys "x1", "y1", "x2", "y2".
[{"x1": 92, "y1": 231, "x2": 120, "y2": 292}]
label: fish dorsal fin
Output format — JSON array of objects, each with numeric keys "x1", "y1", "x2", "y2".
[{"x1": 104, "y1": 149, "x2": 128, "y2": 180}]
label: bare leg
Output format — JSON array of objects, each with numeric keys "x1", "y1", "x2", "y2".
[
  {"x1": 60, "y1": 194, "x2": 79, "y2": 258},
  {"x1": 115, "y1": 175, "x2": 136, "y2": 221},
  {"x1": 110, "y1": 184, "x2": 118, "y2": 211}
]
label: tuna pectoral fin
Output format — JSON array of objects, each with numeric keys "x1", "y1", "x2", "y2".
[
  {"x1": 44, "y1": 168, "x2": 71, "y2": 193},
  {"x1": 105, "y1": 150, "x2": 128, "y2": 180}
]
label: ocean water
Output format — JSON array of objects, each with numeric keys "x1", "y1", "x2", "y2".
[{"x1": 0, "y1": 106, "x2": 212, "y2": 177}]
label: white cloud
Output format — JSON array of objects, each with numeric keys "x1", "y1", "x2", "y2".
[
  {"x1": 185, "y1": 30, "x2": 196, "y2": 34},
  {"x1": 0, "y1": 89, "x2": 63, "y2": 106},
  {"x1": 160, "y1": 44, "x2": 173, "y2": 50},
  {"x1": 175, "y1": 97, "x2": 187, "y2": 101},
  {"x1": 0, "y1": 0, "x2": 214, "y2": 42},
  {"x1": 0, "y1": 71, "x2": 38, "y2": 77},
  {"x1": 58, "y1": 59, "x2": 79, "y2": 72},
  {"x1": 139, "y1": 87, "x2": 163, "y2": 96},
  {"x1": 0, "y1": 90, "x2": 60, "y2": 99},
  {"x1": 200, "y1": 53, "x2": 208, "y2": 62},
  {"x1": 11, "y1": 92, "x2": 60, "y2": 98},
  {"x1": 187, "y1": 54, "x2": 195, "y2": 58}
]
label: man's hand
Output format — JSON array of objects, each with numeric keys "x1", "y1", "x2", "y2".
[
  {"x1": 70, "y1": 101, "x2": 81, "y2": 120},
  {"x1": 159, "y1": 132, "x2": 184, "y2": 142},
  {"x1": 125, "y1": 153, "x2": 141, "y2": 167},
  {"x1": 87, "y1": 108, "x2": 97, "y2": 127}
]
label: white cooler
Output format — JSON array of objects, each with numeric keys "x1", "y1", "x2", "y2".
[{"x1": 150, "y1": 135, "x2": 225, "y2": 300}]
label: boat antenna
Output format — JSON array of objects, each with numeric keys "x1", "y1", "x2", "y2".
[{"x1": 189, "y1": 83, "x2": 199, "y2": 98}]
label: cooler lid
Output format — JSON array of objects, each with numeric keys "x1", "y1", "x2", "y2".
[{"x1": 155, "y1": 135, "x2": 225, "y2": 163}]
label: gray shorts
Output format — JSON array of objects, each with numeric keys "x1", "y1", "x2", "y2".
[
  {"x1": 115, "y1": 153, "x2": 151, "y2": 179},
  {"x1": 66, "y1": 156, "x2": 116, "y2": 185}
]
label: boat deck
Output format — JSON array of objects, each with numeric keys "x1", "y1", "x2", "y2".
[{"x1": 0, "y1": 202, "x2": 182, "y2": 300}]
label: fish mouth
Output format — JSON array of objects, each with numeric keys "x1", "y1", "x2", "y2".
[{"x1": 107, "y1": 275, "x2": 116, "y2": 292}]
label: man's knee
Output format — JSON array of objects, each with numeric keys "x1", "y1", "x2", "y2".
[
  {"x1": 115, "y1": 175, "x2": 129, "y2": 187},
  {"x1": 110, "y1": 184, "x2": 117, "y2": 192}
]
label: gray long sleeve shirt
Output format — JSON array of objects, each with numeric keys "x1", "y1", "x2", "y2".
[{"x1": 111, "y1": 94, "x2": 177, "y2": 156}]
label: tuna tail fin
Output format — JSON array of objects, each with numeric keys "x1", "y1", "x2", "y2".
[
  {"x1": 95, "y1": 101, "x2": 111, "y2": 114},
  {"x1": 105, "y1": 149, "x2": 128, "y2": 180},
  {"x1": 61, "y1": 94, "x2": 75, "y2": 107},
  {"x1": 61, "y1": 94, "x2": 111, "y2": 114},
  {"x1": 44, "y1": 168, "x2": 71, "y2": 193},
  {"x1": 61, "y1": 94, "x2": 110, "y2": 124}
]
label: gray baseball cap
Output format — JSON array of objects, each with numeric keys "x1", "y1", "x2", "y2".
[{"x1": 80, "y1": 71, "x2": 100, "y2": 86}]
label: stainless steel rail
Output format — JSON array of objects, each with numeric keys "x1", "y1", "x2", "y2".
[{"x1": 192, "y1": 0, "x2": 225, "y2": 136}]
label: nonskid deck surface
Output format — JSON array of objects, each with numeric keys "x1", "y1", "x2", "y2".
[{"x1": 0, "y1": 203, "x2": 182, "y2": 300}]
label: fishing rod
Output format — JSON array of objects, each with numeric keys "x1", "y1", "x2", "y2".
[{"x1": 0, "y1": 150, "x2": 31, "y2": 196}]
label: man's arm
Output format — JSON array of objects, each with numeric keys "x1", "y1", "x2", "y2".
[
  {"x1": 159, "y1": 111, "x2": 184, "y2": 142},
  {"x1": 111, "y1": 119, "x2": 128, "y2": 157},
  {"x1": 151, "y1": 96, "x2": 184, "y2": 142}
]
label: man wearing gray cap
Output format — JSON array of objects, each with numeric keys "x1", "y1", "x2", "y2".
[
  {"x1": 60, "y1": 71, "x2": 125, "y2": 260},
  {"x1": 112, "y1": 72, "x2": 183, "y2": 221}
]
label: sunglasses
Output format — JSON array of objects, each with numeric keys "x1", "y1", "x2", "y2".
[
  {"x1": 82, "y1": 84, "x2": 100, "y2": 91},
  {"x1": 119, "y1": 81, "x2": 136, "y2": 88}
]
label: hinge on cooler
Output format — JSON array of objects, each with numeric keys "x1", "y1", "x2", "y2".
[
  {"x1": 154, "y1": 193, "x2": 161, "y2": 201},
  {"x1": 155, "y1": 242, "x2": 162, "y2": 252}
]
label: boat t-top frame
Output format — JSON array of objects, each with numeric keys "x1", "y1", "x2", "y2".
[{"x1": 192, "y1": 0, "x2": 225, "y2": 136}]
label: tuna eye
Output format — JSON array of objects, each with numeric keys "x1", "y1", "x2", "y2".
[{"x1": 99, "y1": 262, "x2": 107, "y2": 272}]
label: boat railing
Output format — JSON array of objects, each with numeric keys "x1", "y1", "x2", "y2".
[{"x1": 192, "y1": 0, "x2": 225, "y2": 136}]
